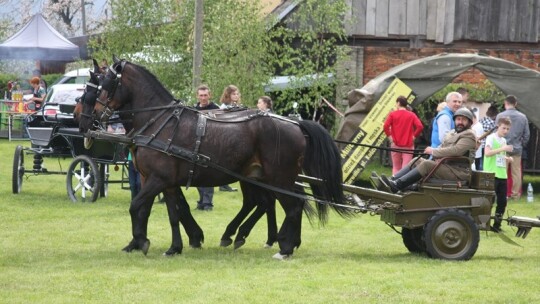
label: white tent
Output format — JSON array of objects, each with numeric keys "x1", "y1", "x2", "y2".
[{"x1": 0, "y1": 13, "x2": 79, "y2": 61}]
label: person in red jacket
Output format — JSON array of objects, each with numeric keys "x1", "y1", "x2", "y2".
[{"x1": 383, "y1": 96, "x2": 424, "y2": 175}]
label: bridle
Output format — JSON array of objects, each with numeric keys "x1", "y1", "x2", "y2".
[{"x1": 81, "y1": 60, "x2": 125, "y2": 128}]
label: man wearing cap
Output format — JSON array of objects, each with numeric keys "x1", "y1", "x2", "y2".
[{"x1": 381, "y1": 107, "x2": 476, "y2": 193}]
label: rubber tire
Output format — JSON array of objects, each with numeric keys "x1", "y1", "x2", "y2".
[
  {"x1": 402, "y1": 227, "x2": 426, "y2": 254},
  {"x1": 12, "y1": 145, "x2": 25, "y2": 194},
  {"x1": 423, "y1": 209, "x2": 479, "y2": 261},
  {"x1": 99, "y1": 164, "x2": 109, "y2": 198},
  {"x1": 67, "y1": 155, "x2": 102, "y2": 202}
]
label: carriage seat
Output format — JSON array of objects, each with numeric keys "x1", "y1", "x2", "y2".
[{"x1": 421, "y1": 156, "x2": 472, "y2": 188}]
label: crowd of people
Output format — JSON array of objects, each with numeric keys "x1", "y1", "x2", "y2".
[{"x1": 380, "y1": 89, "x2": 530, "y2": 233}]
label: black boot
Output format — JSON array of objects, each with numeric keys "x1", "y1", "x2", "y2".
[
  {"x1": 392, "y1": 166, "x2": 412, "y2": 180},
  {"x1": 386, "y1": 168, "x2": 422, "y2": 193},
  {"x1": 491, "y1": 213, "x2": 503, "y2": 233},
  {"x1": 380, "y1": 166, "x2": 412, "y2": 187}
]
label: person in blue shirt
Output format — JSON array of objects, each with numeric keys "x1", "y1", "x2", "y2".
[{"x1": 431, "y1": 91, "x2": 463, "y2": 148}]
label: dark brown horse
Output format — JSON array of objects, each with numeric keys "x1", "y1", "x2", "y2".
[
  {"x1": 78, "y1": 58, "x2": 351, "y2": 258},
  {"x1": 75, "y1": 63, "x2": 280, "y2": 251}
]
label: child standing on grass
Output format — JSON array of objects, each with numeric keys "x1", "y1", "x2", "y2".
[{"x1": 483, "y1": 117, "x2": 513, "y2": 233}]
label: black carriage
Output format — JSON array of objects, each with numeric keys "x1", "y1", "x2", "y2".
[{"x1": 12, "y1": 104, "x2": 129, "y2": 202}]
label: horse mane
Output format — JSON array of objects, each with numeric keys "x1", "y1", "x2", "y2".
[{"x1": 128, "y1": 62, "x2": 174, "y2": 101}]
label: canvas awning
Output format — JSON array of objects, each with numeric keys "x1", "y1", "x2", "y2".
[
  {"x1": 0, "y1": 13, "x2": 80, "y2": 61},
  {"x1": 337, "y1": 53, "x2": 540, "y2": 142}
]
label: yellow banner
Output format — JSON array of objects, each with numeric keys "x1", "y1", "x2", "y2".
[{"x1": 342, "y1": 78, "x2": 414, "y2": 184}]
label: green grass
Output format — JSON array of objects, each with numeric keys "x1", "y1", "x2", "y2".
[{"x1": 1, "y1": 138, "x2": 540, "y2": 303}]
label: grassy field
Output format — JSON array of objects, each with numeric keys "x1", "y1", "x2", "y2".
[{"x1": 1, "y1": 138, "x2": 539, "y2": 303}]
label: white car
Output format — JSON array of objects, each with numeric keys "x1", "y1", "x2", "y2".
[
  {"x1": 52, "y1": 68, "x2": 91, "y2": 86},
  {"x1": 41, "y1": 83, "x2": 85, "y2": 123}
]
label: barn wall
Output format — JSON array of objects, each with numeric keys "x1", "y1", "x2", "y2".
[{"x1": 362, "y1": 47, "x2": 540, "y2": 85}]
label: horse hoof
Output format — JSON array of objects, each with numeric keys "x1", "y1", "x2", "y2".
[
  {"x1": 122, "y1": 240, "x2": 136, "y2": 252},
  {"x1": 272, "y1": 252, "x2": 292, "y2": 260},
  {"x1": 141, "y1": 240, "x2": 151, "y2": 256},
  {"x1": 233, "y1": 240, "x2": 246, "y2": 250},
  {"x1": 163, "y1": 249, "x2": 182, "y2": 256},
  {"x1": 220, "y1": 239, "x2": 232, "y2": 247},
  {"x1": 263, "y1": 243, "x2": 273, "y2": 249}
]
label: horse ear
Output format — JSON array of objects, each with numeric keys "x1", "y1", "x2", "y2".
[
  {"x1": 113, "y1": 55, "x2": 120, "y2": 64},
  {"x1": 92, "y1": 59, "x2": 100, "y2": 73}
]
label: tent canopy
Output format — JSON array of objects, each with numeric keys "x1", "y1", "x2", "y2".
[
  {"x1": 0, "y1": 13, "x2": 79, "y2": 61},
  {"x1": 337, "y1": 53, "x2": 540, "y2": 141}
]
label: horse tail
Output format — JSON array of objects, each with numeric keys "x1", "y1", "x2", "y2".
[{"x1": 298, "y1": 120, "x2": 354, "y2": 223}]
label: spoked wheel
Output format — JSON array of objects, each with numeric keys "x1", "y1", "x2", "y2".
[
  {"x1": 99, "y1": 164, "x2": 109, "y2": 198},
  {"x1": 66, "y1": 155, "x2": 102, "y2": 202},
  {"x1": 402, "y1": 227, "x2": 426, "y2": 254},
  {"x1": 12, "y1": 145, "x2": 25, "y2": 194},
  {"x1": 423, "y1": 209, "x2": 479, "y2": 261}
]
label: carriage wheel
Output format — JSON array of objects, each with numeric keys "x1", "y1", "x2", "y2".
[
  {"x1": 401, "y1": 227, "x2": 426, "y2": 254},
  {"x1": 12, "y1": 145, "x2": 25, "y2": 194},
  {"x1": 99, "y1": 163, "x2": 109, "y2": 198},
  {"x1": 66, "y1": 155, "x2": 102, "y2": 202},
  {"x1": 423, "y1": 209, "x2": 479, "y2": 261}
]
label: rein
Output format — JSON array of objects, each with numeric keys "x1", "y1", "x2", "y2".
[
  {"x1": 133, "y1": 135, "x2": 350, "y2": 208},
  {"x1": 334, "y1": 139, "x2": 427, "y2": 155}
]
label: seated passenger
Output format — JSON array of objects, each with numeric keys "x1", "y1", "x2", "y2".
[{"x1": 381, "y1": 108, "x2": 476, "y2": 193}]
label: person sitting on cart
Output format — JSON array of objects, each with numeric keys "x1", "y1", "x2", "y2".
[
  {"x1": 25, "y1": 77, "x2": 46, "y2": 111},
  {"x1": 381, "y1": 107, "x2": 477, "y2": 193}
]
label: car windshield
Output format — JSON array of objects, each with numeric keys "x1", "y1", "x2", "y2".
[{"x1": 46, "y1": 89, "x2": 83, "y2": 105}]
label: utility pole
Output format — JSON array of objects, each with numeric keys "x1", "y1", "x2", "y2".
[
  {"x1": 81, "y1": 0, "x2": 87, "y2": 35},
  {"x1": 192, "y1": 0, "x2": 204, "y2": 91}
]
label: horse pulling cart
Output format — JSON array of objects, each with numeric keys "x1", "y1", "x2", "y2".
[
  {"x1": 12, "y1": 103, "x2": 129, "y2": 202},
  {"x1": 74, "y1": 57, "x2": 540, "y2": 261}
]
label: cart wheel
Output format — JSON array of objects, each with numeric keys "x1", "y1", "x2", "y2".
[
  {"x1": 66, "y1": 155, "x2": 102, "y2": 202},
  {"x1": 423, "y1": 209, "x2": 479, "y2": 261},
  {"x1": 12, "y1": 145, "x2": 25, "y2": 194},
  {"x1": 402, "y1": 227, "x2": 426, "y2": 254},
  {"x1": 99, "y1": 164, "x2": 109, "y2": 198}
]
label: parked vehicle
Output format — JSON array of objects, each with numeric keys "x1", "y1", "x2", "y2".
[
  {"x1": 40, "y1": 83, "x2": 85, "y2": 122},
  {"x1": 52, "y1": 68, "x2": 90, "y2": 86}
]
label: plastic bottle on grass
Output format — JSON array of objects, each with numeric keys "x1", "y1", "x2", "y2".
[{"x1": 527, "y1": 183, "x2": 533, "y2": 203}]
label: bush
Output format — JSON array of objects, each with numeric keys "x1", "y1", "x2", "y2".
[{"x1": 0, "y1": 73, "x2": 18, "y2": 97}]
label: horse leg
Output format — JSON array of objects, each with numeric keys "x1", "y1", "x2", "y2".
[
  {"x1": 264, "y1": 199, "x2": 278, "y2": 248},
  {"x1": 233, "y1": 188, "x2": 275, "y2": 249},
  {"x1": 233, "y1": 204, "x2": 267, "y2": 249},
  {"x1": 274, "y1": 194, "x2": 304, "y2": 259},
  {"x1": 123, "y1": 178, "x2": 162, "y2": 255},
  {"x1": 220, "y1": 202, "x2": 255, "y2": 247},
  {"x1": 220, "y1": 181, "x2": 256, "y2": 247},
  {"x1": 161, "y1": 187, "x2": 184, "y2": 256},
  {"x1": 175, "y1": 187, "x2": 205, "y2": 248}
]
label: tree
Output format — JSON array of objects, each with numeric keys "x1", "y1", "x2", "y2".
[
  {"x1": 267, "y1": 0, "x2": 348, "y2": 128},
  {"x1": 90, "y1": 0, "x2": 271, "y2": 104},
  {"x1": 0, "y1": 0, "x2": 102, "y2": 37}
]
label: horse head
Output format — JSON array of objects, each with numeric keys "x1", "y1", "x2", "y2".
[
  {"x1": 78, "y1": 57, "x2": 126, "y2": 134},
  {"x1": 77, "y1": 68, "x2": 104, "y2": 133}
]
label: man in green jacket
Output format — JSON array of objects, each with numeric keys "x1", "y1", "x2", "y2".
[{"x1": 382, "y1": 108, "x2": 477, "y2": 193}]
